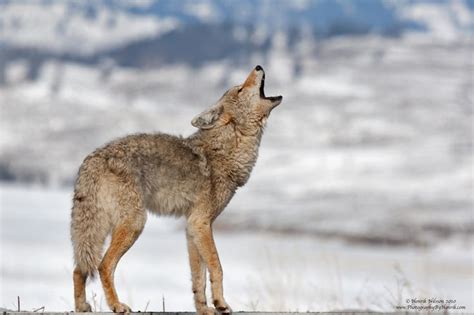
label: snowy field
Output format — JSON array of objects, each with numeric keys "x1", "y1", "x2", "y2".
[{"x1": 0, "y1": 184, "x2": 472, "y2": 312}]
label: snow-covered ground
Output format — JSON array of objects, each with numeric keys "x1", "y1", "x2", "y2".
[{"x1": 0, "y1": 184, "x2": 472, "y2": 312}]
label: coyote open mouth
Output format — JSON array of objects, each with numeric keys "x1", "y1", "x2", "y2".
[{"x1": 258, "y1": 67, "x2": 282, "y2": 103}]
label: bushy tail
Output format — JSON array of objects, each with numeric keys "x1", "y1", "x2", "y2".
[{"x1": 70, "y1": 156, "x2": 107, "y2": 277}]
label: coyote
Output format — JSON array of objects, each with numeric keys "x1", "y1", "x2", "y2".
[{"x1": 70, "y1": 65, "x2": 282, "y2": 314}]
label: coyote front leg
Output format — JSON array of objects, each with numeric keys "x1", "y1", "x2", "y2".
[
  {"x1": 187, "y1": 216, "x2": 232, "y2": 314},
  {"x1": 186, "y1": 229, "x2": 215, "y2": 315}
]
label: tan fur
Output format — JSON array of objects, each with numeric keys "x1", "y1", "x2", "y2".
[
  {"x1": 242, "y1": 70, "x2": 257, "y2": 89},
  {"x1": 73, "y1": 267, "x2": 91, "y2": 312},
  {"x1": 70, "y1": 66, "x2": 282, "y2": 314}
]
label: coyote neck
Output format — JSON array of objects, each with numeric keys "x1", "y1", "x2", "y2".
[
  {"x1": 215, "y1": 130, "x2": 262, "y2": 188},
  {"x1": 188, "y1": 125, "x2": 263, "y2": 188}
]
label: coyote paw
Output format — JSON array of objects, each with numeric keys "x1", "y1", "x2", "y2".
[
  {"x1": 76, "y1": 302, "x2": 92, "y2": 312},
  {"x1": 216, "y1": 305, "x2": 232, "y2": 315},
  {"x1": 214, "y1": 300, "x2": 232, "y2": 315},
  {"x1": 197, "y1": 306, "x2": 217, "y2": 315},
  {"x1": 111, "y1": 302, "x2": 132, "y2": 313}
]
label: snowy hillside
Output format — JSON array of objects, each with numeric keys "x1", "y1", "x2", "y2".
[
  {"x1": 1, "y1": 0, "x2": 472, "y2": 56},
  {"x1": 1, "y1": 35, "x2": 472, "y2": 247},
  {"x1": 0, "y1": 1, "x2": 179, "y2": 55}
]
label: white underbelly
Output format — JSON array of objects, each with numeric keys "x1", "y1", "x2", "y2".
[{"x1": 145, "y1": 187, "x2": 195, "y2": 217}]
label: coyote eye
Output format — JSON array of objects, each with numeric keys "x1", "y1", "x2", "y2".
[{"x1": 237, "y1": 86, "x2": 243, "y2": 93}]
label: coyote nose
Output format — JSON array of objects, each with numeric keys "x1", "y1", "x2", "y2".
[{"x1": 255, "y1": 65, "x2": 263, "y2": 72}]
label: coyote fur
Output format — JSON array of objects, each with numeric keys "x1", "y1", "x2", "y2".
[{"x1": 70, "y1": 66, "x2": 282, "y2": 314}]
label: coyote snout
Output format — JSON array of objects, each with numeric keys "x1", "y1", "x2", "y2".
[{"x1": 71, "y1": 66, "x2": 282, "y2": 314}]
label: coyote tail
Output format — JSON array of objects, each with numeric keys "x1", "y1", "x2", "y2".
[{"x1": 70, "y1": 156, "x2": 106, "y2": 278}]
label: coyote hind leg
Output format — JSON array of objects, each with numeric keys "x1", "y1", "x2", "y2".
[
  {"x1": 99, "y1": 220, "x2": 144, "y2": 313},
  {"x1": 73, "y1": 266, "x2": 92, "y2": 312}
]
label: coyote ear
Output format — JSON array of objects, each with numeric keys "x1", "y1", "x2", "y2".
[{"x1": 191, "y1": 103, "x2": 223, "y2": 129}]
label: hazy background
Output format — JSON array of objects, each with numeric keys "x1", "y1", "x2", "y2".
[{"x1": 1, "y1": 0, "x2": 473, "y2": 312}]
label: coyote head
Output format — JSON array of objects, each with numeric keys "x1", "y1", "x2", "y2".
[{"x1": 192, "y1": 65, "x2": 282, "y2": 133}]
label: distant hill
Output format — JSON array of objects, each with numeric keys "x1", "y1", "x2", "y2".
[{"x1": 0, "y1": 0, "x2": 472, "y2": 70}]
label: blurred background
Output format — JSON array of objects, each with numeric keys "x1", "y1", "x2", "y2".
[{"x1": 0, "y1": 0, "x2": 473, "y2": 312}]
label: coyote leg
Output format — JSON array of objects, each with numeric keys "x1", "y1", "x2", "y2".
[
  {"x1": 73, "y1": 266, "x2": 92, "y2": 312},
  {"x1": 187, "y1": 217, "x2": 232, "y2": 314},
  {"x1": 99, "y1": 222, "x2": 143, "y2": 313},
  {"x1": 186, "y1": 229, "x2": 216, "y2": 315}
]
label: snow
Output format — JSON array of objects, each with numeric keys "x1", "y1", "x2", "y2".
[
  {"x1": 184, "y1": 2, "x2": 218, "y2": 23},
  {"x1": 1, "y1": 184, "x2": 472, "y2": 312},
  {"x1": 1, "y1": 0, "x2": 472, "y2": 56},
  {"x1": 4, "y1": 61, "x2": 29, "y2": 85},
  {"x1": 0, "y1": 2, "x2": 179, "y2": 54},
  {"x1": 297, "y1": 75, "x2": 373, "y2": 98},
  {"x1": 400, "y1": 1, "x2": 474, "y2": 41}
]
